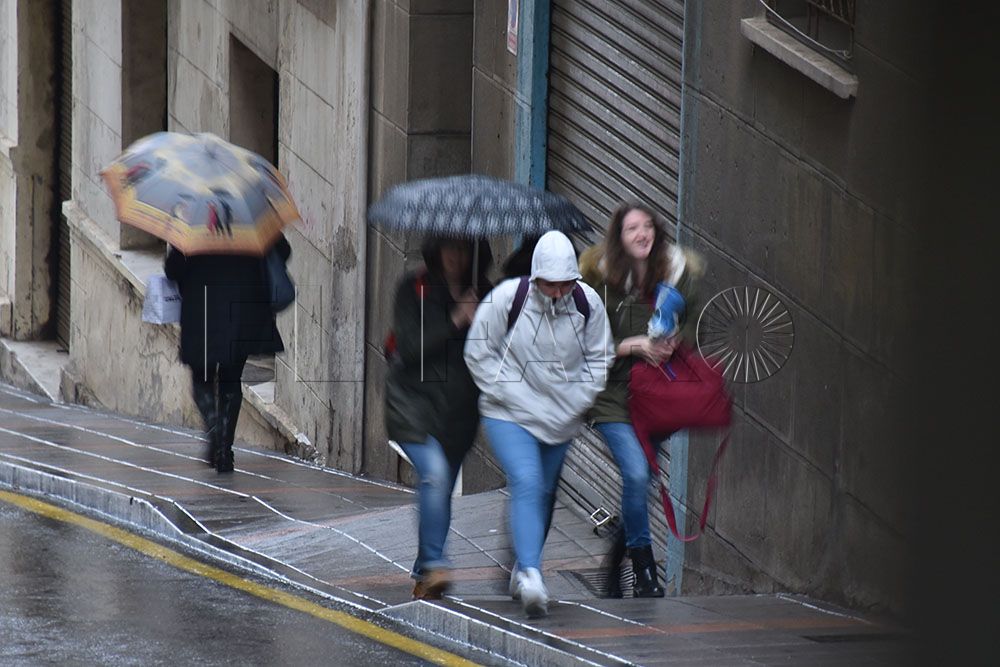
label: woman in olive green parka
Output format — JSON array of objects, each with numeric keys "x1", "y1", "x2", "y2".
[{"x1": 580, "y1": 202, "x2": 704, "y2": 598}]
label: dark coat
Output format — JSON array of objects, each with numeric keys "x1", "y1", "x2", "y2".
[
  {"x1": 164, "y1": 236, "x2": 291, "y2": 367},
  {"x1": 579, "y1": 244, "x2": 703, "y2": 424},
  {"x1": 384, "y1": 241, "x2": 492, "y2": 465}
]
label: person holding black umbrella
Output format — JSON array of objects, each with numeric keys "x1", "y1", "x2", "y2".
[
  {"x1": 385, "y1": 237, "x2": 493, "y2": 600},
  {"x1": 464, "y1": 231, "x2": 614, "y2": 618},
  {"x1": 367, "y1": 175, "x2": 599, "y2": 608}
]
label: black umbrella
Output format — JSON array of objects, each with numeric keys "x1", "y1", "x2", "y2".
[{"x1": 367, "y1": 174, "x2": 592, "y2": 238}]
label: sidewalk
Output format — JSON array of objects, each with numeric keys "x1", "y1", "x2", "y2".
[{"x1": 0, "y1": 382, "x2": 909, "y2": 666}]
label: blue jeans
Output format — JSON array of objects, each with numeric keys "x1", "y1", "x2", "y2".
[
  {"x1": 595, "y1": 421, "x2": 653, "y2": 549},
  {"x1": 399, "y1": 436, "x2": 461, "y2": 579},
  {"x1": 482, "y1": 417, "x2": 570, "y2": 571}
]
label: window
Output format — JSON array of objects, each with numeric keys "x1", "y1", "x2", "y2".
[
  {"x1": 120, "y1": 0, "x2": 167, "y2": 250},
  {"x1": 229, "y1": 35, "x2": 279, "y2": 165},
  {"x1": 229, "y1": 35, "x2": 280, "y2": 389},
  {"x1": 763, "y1": 0, "x2": 855, "y2": 70}
]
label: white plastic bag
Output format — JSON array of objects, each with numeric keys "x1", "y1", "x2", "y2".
[{"x1": 142, "y1": 274, "x2": 181, "y2": 324}]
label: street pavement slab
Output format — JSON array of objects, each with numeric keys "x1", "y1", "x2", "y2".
[{"x1": 0, "y1": 382, "x2": 910, "y2": 666}]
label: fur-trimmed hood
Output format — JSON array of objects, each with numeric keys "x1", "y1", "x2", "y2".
[{"x1": 579, "y1": 243, "x2": 705, "y2": 292}]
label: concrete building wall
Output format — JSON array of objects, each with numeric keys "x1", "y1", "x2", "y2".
[
  {"x1": 272, "y1": 0, "x2": 370, "y2": 471},
  {"x1": 363, "y1": 0, "x2": 486, "y2": 487},
  {"x1": 62, "y1": 0, "x2": 195, "y2": 422},
  {"x1": 678, "y1": 1, "x2": 926, "y2": 614},
  {"x1": 63, "y1": 208, "x2": 194, "y2": 423},
  {"x1": 120, "y1": 0, "x2": 167, "y2": 251},
  {"x1": 61, "y1": 0, "x2": 370, "y2": 469},
  {"x1": 0, "y1": 1, "x2": 59, "y2": 340},
  {"x1": 470, "y1": 0, "x2": 516, "y2": 181},
  {"x1": 0, "y1": 0, "x2": 16, "y2": 142},
  {"x1": 1, "y1": 147, "x2": 13, "y2": 331},
  {"x1": 72, "y1": 0, "x2": 123, "y2": 242}
]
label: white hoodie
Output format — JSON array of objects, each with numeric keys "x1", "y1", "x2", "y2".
[{"x1": 464, "y1": 231, "x2": 614, "y2": 444}]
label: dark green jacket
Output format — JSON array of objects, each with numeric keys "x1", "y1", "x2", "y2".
[
  {"x1": 580, "y1": 245, "x2": 704, "y2": 424},
  {"x1": 384, "y1": 272, "x2": 482, "y2": 465}
]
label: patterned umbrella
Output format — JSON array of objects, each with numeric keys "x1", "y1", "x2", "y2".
[
  {"x1": 367, "y1": 175, "x2": 592, "y2": 238},
  {"x1": 100, "y1": 132, "x2": 300, "y2": 256}
]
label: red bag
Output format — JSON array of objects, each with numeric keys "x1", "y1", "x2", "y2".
[{"x1": 628, "y1": 345, "x2": 732, "y2": 542}]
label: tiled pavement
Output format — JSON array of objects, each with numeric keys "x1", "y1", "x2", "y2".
[{"x1": 0, "y1": 382, "x2": 911, "y2": 666}]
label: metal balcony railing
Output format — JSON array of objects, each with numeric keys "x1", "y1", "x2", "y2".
[{"x1": 762, "y1": 0, "x2": 856, "y2": 67}]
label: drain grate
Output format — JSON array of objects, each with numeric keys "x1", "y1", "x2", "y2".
[{"x1": 559, "y1": 566, "x2": 635, "y2": 598}]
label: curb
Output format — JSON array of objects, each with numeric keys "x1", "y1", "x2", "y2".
[
  {"x1": 0, "y1": 456, "x2": 633, "y2": 666},
  {"x1": 384, "y1": 600, "x2": 631, "y2": 667}
]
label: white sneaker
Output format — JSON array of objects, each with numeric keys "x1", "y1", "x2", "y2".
[
  {"x1": 519, "y1": 567, "x2": 548, "y2": 618},
  {"x1": 509, "y1": 567, "x2": 523, "y2": 600}
]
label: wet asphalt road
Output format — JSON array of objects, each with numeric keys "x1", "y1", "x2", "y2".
[{"x1": 0, "y1": 501, "x2": 436, "y2": 666}]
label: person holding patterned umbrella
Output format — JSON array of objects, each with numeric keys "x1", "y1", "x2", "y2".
[
  {"x1": 164, "y1": 235, "x2": 290, "y2": 473},
  {"x1": 368, "y1": 174, "x2": 595, "y2": 603},
  {"x1": 102, "y1": 132, "x2": 301, "y2": 472}
]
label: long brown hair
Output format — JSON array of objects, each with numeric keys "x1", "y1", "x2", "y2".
[{"x1": 602, "y1": 202, "x2": 672, "y2": 297}]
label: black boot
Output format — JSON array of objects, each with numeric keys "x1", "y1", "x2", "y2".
[
  {"x1": 601, "y1": 527, "x2": 627, "y2": 598},
  {"x1": 191, "y1": 382, "x2": 219, "y2": 467},
  {"x1": 215, "y1": 388, "x2": 242, "y2": 473},
  {"x1": 629, "y1": 545, "x2": 665, "y2": 597}
]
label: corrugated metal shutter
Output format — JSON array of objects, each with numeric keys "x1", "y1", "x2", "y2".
[
  {"x1": 547, "y1": 0, "x2": 684, "y2": 225},
  {"x1": 55, "y1": 0, "x2": 72, "y2": 349},
  {"x1": 547, "y1": 1, "x2": 685, "y2": 551}
]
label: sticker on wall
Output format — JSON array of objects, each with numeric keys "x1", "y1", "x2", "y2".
[{"x1": 507, "y1": 0, "x2": 519, "y2": 55}]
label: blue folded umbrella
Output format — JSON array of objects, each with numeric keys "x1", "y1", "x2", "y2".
[{"x1": 647, "y1": 282, "x2": 686, "y2": 340}]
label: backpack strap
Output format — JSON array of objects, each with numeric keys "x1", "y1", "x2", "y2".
[
  {"x1": 506, "y1": 276, "x2": 591, "y2": 333},
  {"x1": 571, "y1": 283, "x2": 591, "y2": 324},
  {"x1": 507, "y1": 277, "x2": 531, "y2": 332}
]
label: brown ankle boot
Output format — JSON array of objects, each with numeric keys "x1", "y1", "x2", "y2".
[{"x1": 412, "y1": 569, "x2": 450, "y2": 600}]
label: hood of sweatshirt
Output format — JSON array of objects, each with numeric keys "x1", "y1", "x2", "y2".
[{"x1": 530, "y1": 231, "x2": 582, "y2": 283}]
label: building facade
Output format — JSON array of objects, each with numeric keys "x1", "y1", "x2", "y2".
[{"x1": 1, "y1": 0, "x2": 925, "y2": 616}]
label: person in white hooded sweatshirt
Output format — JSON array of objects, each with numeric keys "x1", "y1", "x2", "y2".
[{"x1": 465, "y1": 230, "x2": 614, "y2": 618}]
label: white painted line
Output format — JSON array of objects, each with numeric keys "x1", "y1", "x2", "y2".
[
  {"x1": 556, "y1": 600, "x2": 664, "y2": 632},
  {"x1": 0, "y1": 406, "x2": 366, "y2": 507},
  {"x1": 0, "y1": 384, "x2": 43, "y2": 403},
  {"x1": 32, "y1": 393, "x2": 413, "y2": 495},
  {"x1": 0, "y1": 423, "x2": 252, "y2": 499},
  {"x1": 252, "y1": 495, "x2": 409, "y2": 574},
  {"x1": 775, "y1": 593, "x2": 873, "y2": 624}
]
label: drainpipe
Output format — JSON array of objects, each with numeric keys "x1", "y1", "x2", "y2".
[
  {"x1": 666, "y1": 0, "x2": 700, "y2": 597},
  {"x1": 513, "y1": 0, "x2": 550, "y2": 189}
]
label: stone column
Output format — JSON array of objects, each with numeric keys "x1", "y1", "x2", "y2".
[
  {"x1": 364, "y1": 0, "x2": 475, "y2": 482},
  {"x1": 0, "y1": 1, "x2": 59, "y2": 340}
]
